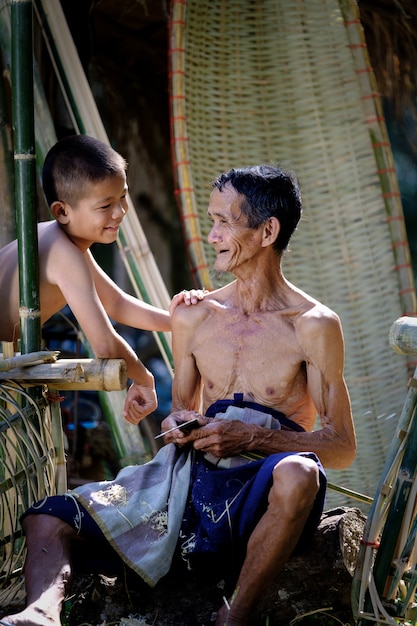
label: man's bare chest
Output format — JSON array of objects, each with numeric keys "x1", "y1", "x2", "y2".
[{"x1": 192, "y1": 316, "x2": 305, "y2": 395}]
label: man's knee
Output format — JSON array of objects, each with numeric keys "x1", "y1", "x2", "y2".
[
  {"x1": 23, "y1": 513, "x2": 77, "y2": 541},
  {"x1": 270, "y1": 456, "x2": 320, "y2": 510}
]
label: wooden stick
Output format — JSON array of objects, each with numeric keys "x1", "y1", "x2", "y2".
[{"x1": 0, "y1": 358, "x2": 127, "y2": 391}]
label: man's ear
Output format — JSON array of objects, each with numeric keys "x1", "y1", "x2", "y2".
[
  {"x1": 261, "y1": 216, "x2": 280, "y2": 247},
  {"x1": 50, "y1": 201, "x2": 70, "y2": 224}
]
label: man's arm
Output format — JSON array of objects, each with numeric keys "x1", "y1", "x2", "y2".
[{"x1": 159, "y1": 305, "x2": 206, "y2": 439}]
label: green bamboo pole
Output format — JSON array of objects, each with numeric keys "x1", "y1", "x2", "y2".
[
  {"x1": 11, "y1": 0, "x2": 41, "y2": 354},
  {"x1": 0, "y1": 46, "x2": 15, "y2": 248}
]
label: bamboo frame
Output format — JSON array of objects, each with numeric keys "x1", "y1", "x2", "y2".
[
  {"x1": 11, "y1": 0, "x2": 41, "y2": 355},
  {"x1": 0, "y1": 358, "x2": 128, "y2": 391},
  {"x1": 352, "y1": 317, "x2": 417, "y2": 624}
]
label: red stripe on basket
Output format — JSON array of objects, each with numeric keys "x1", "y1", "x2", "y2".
[
  {"x1": 173, "y1": 160, "x2": 191, "y2": 167},
  {"x1": 186, "y1": 237, "x2": 205, "y2": 246},
  {"x1": 382, "y1": 192, "x2": 401, "y2": 199},
  {"x1": 174, "y1": 189, "x2": 195, "y2": 195},
  {"x1": 372, "y1": 142, "x2": 391, "y2": 148},
  {"x1": 362, "y1": 93, "x2": 380, "y2": 100},
  {"x1": 365, "y1": 116, "x2": 385, "y2": 124},
  {"x1": 377, "y1": 168, "x2": 396, "y2": 174},
  {"x1": 399, "y1": 288, "x2": 416, "y2": 296},
  {"x1": 394, "y1": 264, "x2": 412, "y2": 271},
  {"x1": 392, "y1": 241, "x2": 409, "y2": 249},
  {"x1": 386, "y1": 216, "x2": 404, "y2": 222},
  {"x1": 180, "y1": 213, "x2": 199, "y2": 220},
  {"x1": 344, "y1": 19, "x2": 361, "y2": 26},
  {"x1": 191, "y1": 263, "x2": 210, "y2": 273}
]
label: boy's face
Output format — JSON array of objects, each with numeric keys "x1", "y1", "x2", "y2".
[{"x1": 56, "y1": 173, "x2": 128, "y2": 249}]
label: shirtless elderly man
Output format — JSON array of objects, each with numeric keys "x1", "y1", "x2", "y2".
[{"x1": 2, "y1": 164, "x2": 356, "y2": 626}]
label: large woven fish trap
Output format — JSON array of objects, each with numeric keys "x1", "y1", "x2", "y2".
[
  {"x1": 0, "y1": 383, "x2": 62, "y2": 606},
  {"x1": 169, "y1": 0, "x2": 417, "y2": 507}
]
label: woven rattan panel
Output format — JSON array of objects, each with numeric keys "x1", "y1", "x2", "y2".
[
  {"x1": 170, "y1": 0, "x2": 417, "y2": 507},
  {"x1": 0, "y1": 385, "x2": 57, "y2": 604}
]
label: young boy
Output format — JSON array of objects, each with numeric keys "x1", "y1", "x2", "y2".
[{"x1": 0, "y1": 134, "x2": 202, "y2": 424}]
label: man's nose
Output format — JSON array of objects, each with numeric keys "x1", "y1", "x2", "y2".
[{"x1": 208, "y1": 225, "x2": 220, "y2": 243}]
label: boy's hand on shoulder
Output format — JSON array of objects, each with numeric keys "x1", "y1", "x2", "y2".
[
  {"x1": 123, "y1": 381, "x2": 157, "y2": 425},
  {"x1": 169, "y1": 288, "x2": 209, "y2": 315}
]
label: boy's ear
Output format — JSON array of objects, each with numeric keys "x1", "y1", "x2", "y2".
[
  {"x1": 50, "y1": 201, "x2": 69, "y2": 224},
  {"x1": 261, "y1": 216, "x2": 280, "y2": 247}
]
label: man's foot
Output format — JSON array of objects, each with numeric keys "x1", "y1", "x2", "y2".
[
  {"x1": 215, "y1": 603, "x2": 248, "y2": 626},
  {"x1": 1, "y1": 606, "x2": 60, "y2": 626}
]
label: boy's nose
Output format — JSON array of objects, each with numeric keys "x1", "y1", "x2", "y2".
[{"x1": 113, "y1": 204, "x2": 126, "y2": 218}]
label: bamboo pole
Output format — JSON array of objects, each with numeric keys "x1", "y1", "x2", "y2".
[
  {"x1": 11, "y1": 0, "x2": 41, "y2": 355},
  {"x1": 0, "y1": 358, "x2": 128, "y2": 390},
  {"x1": 33, "y1": 0, "x2": 174, "y2": 373}
]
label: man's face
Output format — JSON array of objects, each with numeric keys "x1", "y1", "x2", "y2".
[{"x1": 207, "y1": 184, "x2": 263, "y2": 274}]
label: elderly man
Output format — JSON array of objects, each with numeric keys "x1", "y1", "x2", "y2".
[{"x1": 3, "y1": 164, "x2": 355, "y2": 626}]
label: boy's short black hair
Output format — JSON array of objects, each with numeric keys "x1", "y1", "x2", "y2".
[{"x1": 42, "y1": 134, "x2": 127, "y2": 207}]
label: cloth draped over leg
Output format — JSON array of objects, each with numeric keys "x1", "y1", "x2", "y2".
[
  {"x1": 24, "y1": 401, "x2": 326, "y2": 587},
  {"x1": 73, "y1": 443, "x2": 192, "y2": 586}
]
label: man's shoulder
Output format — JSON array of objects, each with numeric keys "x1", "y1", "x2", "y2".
[
  {"x1": 171, "y1": 286, "x2": 229, "y2": 329},
  {"x1": 296, "y1": 298, "x2": 342, "y2": 342}
]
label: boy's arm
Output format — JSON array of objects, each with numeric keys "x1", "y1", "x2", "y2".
[
  {"x1": 88, "y1": 252, "x2": 206, "y2": 331},
  {"x1": 50, "y1": 245, "x2": 156, "y2": 423},
  {"x1": 88, "y1": 253, "x2": 171, "y2": 331}
]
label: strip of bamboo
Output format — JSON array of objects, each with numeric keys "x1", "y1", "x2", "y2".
[
  {"x1": 11, "y1": 0, "x2": 41, "y2": 355},
  {"x1": 34, "y1": 0, "x2": 173, "y2": 372},
  {"x1": 0, "y1": 358, "x2": 128, "y2": 390}
]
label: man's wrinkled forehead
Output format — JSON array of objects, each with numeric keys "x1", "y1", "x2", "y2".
[{"x1": 207, "y1": 185, "x2": 245, "y2": 220}]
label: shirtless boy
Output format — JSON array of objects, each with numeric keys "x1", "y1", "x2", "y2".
[
  {"x1": 2, "y1": 164, "x2": 356, "y2": 626},
  {"x1": 0, "y1": 134, "x2": 202, "y2": 423}
]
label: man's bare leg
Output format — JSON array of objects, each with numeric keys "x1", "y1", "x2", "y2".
[
  {"x1": 216, "y1": 456, "x2": 321, "y2": 626},
  {"x1": 3, "y1": 514, "x2": 77, "y2": 626}
]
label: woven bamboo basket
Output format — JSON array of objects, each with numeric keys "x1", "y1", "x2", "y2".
[
  {"x1": 0, "y1": 382, "x2": 63, "y2": 606},
  {"x1": 169, "y1": 0, "x2": 417, "y2": 508}
]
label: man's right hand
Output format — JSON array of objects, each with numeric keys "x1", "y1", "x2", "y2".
[
  {"x1": 123, "y1": 381, "x2": 157, "y2": 425},
  {"x1": 160, "y1": 410, "x2": 208, "y2": 444}
]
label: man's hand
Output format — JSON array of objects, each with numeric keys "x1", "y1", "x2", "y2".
[
  {"x1": 169, "y1": 289, "x2": 208, "y2": 315},
  {"x1": 160, "y1": 413, "x2": 256, "y2": 457},
  {"x1": 123, "y1": 381, "x2": 157, "y2": 425},
  {"x1": 159, "y1": 410, "x2": 208, "y2": 443},
  {"x1": 192, "y1": 418, "x2": 256, "y2": 458}
]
